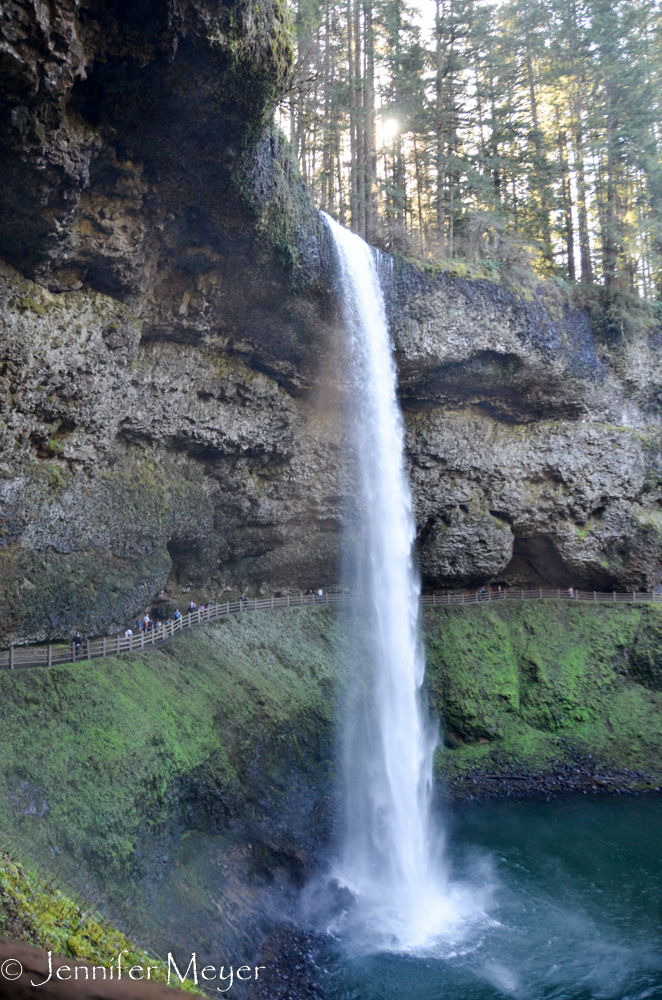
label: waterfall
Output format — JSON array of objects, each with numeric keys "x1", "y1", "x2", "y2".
[{"x1": 322, "y1": 214, "x2": 456, "y2": 951}]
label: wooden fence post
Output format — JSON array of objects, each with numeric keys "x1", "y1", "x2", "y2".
[
  {"x1": 47, "y1": 644, "x2": 52, "y2": 667},
  {"x1": 9, "y1": 646, "x2": 14, "y2": 669},
  {"x1": 116, "y1": 634, "x2": 120, "y2": 654}
]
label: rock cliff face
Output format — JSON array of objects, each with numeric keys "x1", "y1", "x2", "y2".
[
  {"x1": 388, "y1": 268, "x2": 662, "y2": 593},
  {"x1": 2, "y1": 0, "x2": 662, "y2": 645}
]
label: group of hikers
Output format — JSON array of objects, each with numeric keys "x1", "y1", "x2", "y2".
[
  {"x1": 124, "y1": 605, "x2": 185, "y2": 639},
  {"x1": 123, "y1": 609, "x2": 183, "y2": 640},
  {"x1": 122, "y1": 599, "x2": 222, "y2": 640},
  {"x1": 71, "y1": 587, "x2": 329, "y2": 655},
  {"x1": 474, "y1": 584, "x2": 578, "y2": 601}
]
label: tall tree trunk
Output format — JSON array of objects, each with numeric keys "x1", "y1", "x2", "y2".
[
  {"x1": 526, "y1": 43, "x2": 552, "y2": 262},
  {"x1": 573, "y1": 115, "x2": 593, "y2": 282},
  {"x1": 364, "y1": 0, "x2": 377, "y2": 242},
  {"x1": 489, "y1": 66, "x2": 501, "y2": 205},
  {"x1": 346, "y1": 0, "x2": 358, "y2": 230},
  {"x1": 336, "y1": 128, "x2": 346, "y2": 227},
  {"x1": 413, "y1": 136, "x2": 425, "y2": 253},
  {"x1": 557, "y1": 112, "x2": 576, "y2": 281},
  {"x1": 603, "y1": 82, "x2": 616, "y2": 290},
  {"x1": 354, "y1": 0, "x2": 365, "y2": 237},
  {"x1": 320, "y1": 6, "x2": 332, "y2": 212},
  {"x1": 435, "y1": 0, "x2": 446, "y2": 251}
]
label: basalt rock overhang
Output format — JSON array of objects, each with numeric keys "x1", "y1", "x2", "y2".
[{"x1": 0, "y1": 0, "x2": 336, "y2": 388}]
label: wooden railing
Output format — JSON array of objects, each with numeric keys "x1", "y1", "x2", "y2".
[{"x1": 0, "y1": 587, "x2": 659, "y2": 671}]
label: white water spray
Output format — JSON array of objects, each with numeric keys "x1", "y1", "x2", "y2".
[{"x1": 322, "y1": 215, "x2": 467, "y2": 952}]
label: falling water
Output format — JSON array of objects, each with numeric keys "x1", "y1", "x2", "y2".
[{"x1": 322, "y1": 214, "x2": 464, "y2": 952}]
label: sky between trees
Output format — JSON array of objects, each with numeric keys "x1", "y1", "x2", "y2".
[{"x1": 278, "y1": 0, "x2": 662, "y2": 302}]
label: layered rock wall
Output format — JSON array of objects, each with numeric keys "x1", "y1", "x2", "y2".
[{"x1": 389, "y1": 267, "x2": 662, "y2": 592}]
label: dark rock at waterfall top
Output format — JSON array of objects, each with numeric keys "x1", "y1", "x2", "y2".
[{"x1": 2, "y1": 0, "x2": 662, "y2": 644}]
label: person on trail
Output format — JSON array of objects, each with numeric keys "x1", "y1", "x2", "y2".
[
  {"x1": 568, "y1": 586, "x2": 574, "y2": 598},
  {"x1": 73, "y1": 633, "x2": 82, "y2": 659},
  {"x1": 240, "y1": 593, "x2": 247, "y2": 609},
  {"x1": 125, "y1": 628, "x2": 133, "y2": 638},
  {"x1": 174, "y1": 609, "x2": 181, "y2": 622},
  {"x1": 317, "y1": 588, "x2": 323, "y2": 603}
]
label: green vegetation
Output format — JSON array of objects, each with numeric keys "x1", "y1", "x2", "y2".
[
  {"x1": 22, "y1": 296, "x2": 46, "y2": 318},
  {"x1": 0, "y1": 609, "x2": 341, "y2": 918},
  {"x1": 0, "y1": 851, "x2": 198, "y2": 992},
  {"x1": 425, "y1": 601, "x2": 662, "y2": 785},
  {"x1": 2, "y1": 601, "x2": 662, "y2": 956}
]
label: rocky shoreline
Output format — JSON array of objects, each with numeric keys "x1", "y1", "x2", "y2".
[{"x1": 444, "y1": 760, "x2": 662, "y2": 801}]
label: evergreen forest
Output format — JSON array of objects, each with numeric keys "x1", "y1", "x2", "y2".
[{"x1": 281, "y1": 0, "x2": 662, "y2": 304}]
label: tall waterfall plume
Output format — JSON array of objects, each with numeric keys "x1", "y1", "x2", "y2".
[{"x1": 322, "y1": 214, "x2": 458, "y2": 951}]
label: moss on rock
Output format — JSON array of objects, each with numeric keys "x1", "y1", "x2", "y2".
[
  {"x1": 0, "y1": 851, "x2": 199, "y2": 991},
  {"x1": 0, "y1": 609, "x2": 342, "y2": 926},
  {"x1": 424, "y1": 601, "x2": 662, "y2": 786}
]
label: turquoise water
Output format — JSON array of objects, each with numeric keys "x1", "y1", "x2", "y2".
[{"x1": 319, "y1": 796, "x2": 662, "y2": 1000}]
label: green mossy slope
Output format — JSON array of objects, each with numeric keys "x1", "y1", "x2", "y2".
[
  {"x1": 424, "y1": 601, "x2": 662, "y2": 787},
  {"x1": 0, "y1": 851, "x2": 198, "y2": 991},
  {"x1": 0, "y1": 608, "x2": 341, "y2": 919}
]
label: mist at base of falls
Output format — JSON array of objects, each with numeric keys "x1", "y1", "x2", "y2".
[{"x1": 313, "y1": 795, "x2": 662, "y2": 1000}]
